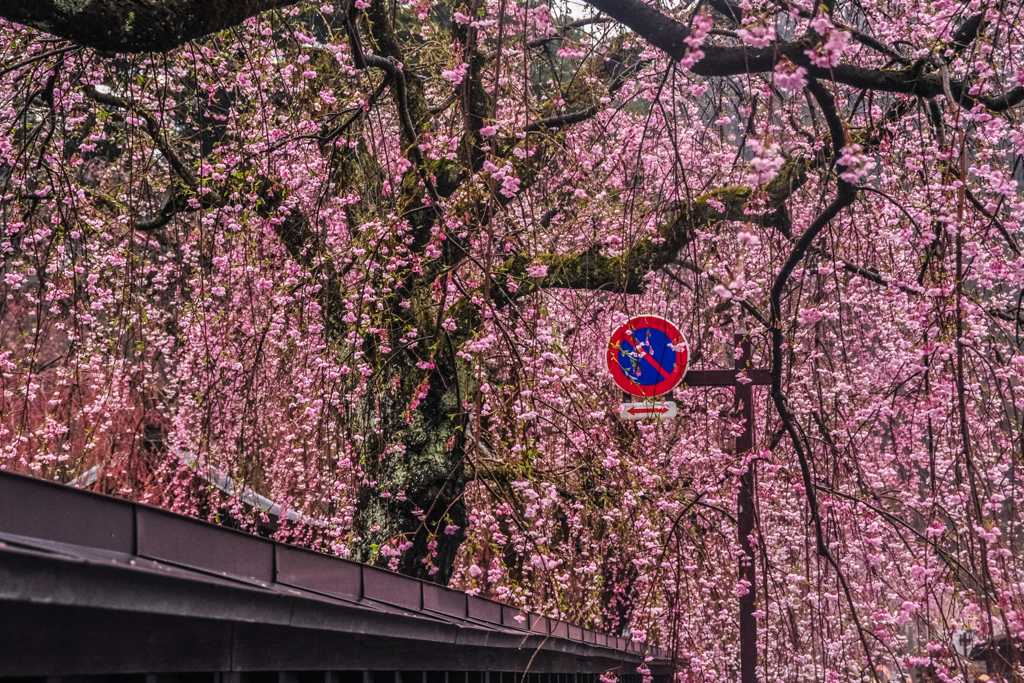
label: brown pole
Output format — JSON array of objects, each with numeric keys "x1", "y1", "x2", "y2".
[{"x1": 735, "y1": 331, "x2": 757, "y2": 683}]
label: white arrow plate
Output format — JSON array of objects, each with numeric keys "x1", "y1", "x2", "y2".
[{"x1": 618, "y1": 401, "x2": 677, "y2": 420}]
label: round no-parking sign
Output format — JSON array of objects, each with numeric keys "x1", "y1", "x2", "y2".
[{"x1": 607, "y1": 316, "x2": 689, "y2": 398}]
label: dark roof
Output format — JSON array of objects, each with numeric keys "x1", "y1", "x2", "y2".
[
  {"x1": 969, "y1": 634, "x2": 1013, "y2": 661},
  {"x1": 0, "y1": 469, "x2": 671, "y2": 679}
]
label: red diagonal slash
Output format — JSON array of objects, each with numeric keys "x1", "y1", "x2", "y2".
[{"x1": 626, "y1": 330, "x2": 670, "y2": 379}]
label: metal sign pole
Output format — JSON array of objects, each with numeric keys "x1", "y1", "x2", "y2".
[{"x1": 735, "y1": 332, "x2": 757, "y2": 683}]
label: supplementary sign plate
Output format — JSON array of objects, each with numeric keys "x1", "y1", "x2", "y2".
[{"x1": 618, "y1": 401, "x2": 677, "y2": 420}]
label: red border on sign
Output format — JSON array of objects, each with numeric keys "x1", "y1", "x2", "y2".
[{"x1": 607, "y1": 315, "x2": 688, "y2": 398}]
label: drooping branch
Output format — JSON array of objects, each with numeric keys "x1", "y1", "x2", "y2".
[
  {"x1": 768, "y1": 81, "x2": 856, "y2": 553},
  {"x1": 0, "y1": 0, "x2": 299, "y2": 53},
  {"x1": 765, "y1": 80, "x2": 878, "y2": 673}
]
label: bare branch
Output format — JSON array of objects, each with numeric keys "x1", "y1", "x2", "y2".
[
  {"x1": 526, "y1": 17, "x2": 613, "y2": 49},
  {"x1": 0, "y1": 45, "x2": 80, "y2": 79},
  {"x1": 523, "y1": 106, "x2": 600, "y2": 133}
]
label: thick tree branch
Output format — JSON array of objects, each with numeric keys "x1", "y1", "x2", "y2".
[
  {"x1": 0, "y1": 0, "x2": 298, "y2": 53},
  {"x1": 83, "y1": 84, "x2": 226, "y2": 229},
  {"x1": 498, "y1": 158, "x2": 807, "y2": 296},
  {"x1": 7, "y1": 0, "x2": 1018, "y2": 123},
  {"x1": 84, "y1": 85, "x2": 198, "y2": 188},
  {"x1": 581, "y1": 0, "x2": 1024, "y2": 112}
]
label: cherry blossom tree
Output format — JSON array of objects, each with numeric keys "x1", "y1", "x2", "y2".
[{"x1": 1, "y1": 0, "x2": 1023, "y2": 680}]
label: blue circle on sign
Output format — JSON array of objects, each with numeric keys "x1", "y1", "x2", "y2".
[{"x1": 617, "y1": 327, "x2": 678, "y2": 385}]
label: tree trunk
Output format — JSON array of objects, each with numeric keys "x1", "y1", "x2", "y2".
[{"x1": 348, "y1": 351, "x2": 471, "y2": 584}]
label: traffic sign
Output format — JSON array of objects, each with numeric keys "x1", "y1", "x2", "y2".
[
  {"x1": 618, "y1": 401, "x2": 678, "y2": 420},
  {"x1": 607, "y1": 315, "x2": 688, "y2": 398}
]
